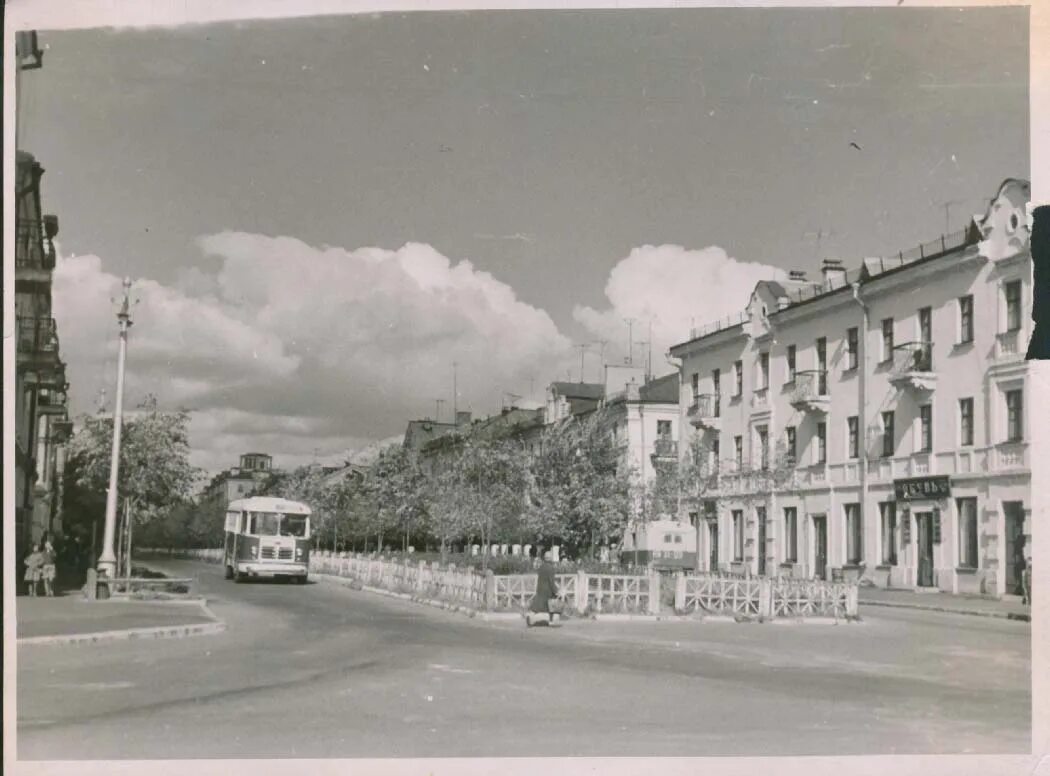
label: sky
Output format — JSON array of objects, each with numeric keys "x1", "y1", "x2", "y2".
[{"x1": 16, "y1": 6, "x2": 1029, "y2": 475}]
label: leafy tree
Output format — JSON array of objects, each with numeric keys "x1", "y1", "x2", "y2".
[
  {"x1": 63, "y1": 396, "x2": 202, "y2": 545},
  {"x1": 526, "y1": 408, "x2": 636, "y2": 559},
  {"x1": 372, "y1": 445, "x2": 428, "y2": 552}
]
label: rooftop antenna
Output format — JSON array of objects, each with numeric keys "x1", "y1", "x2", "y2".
[
  {"x1": 574, "y1": 343, "x2": 589, "y2": 382},
  {"x1": 939, "y1": 199, "x2": 965, "y2": 236},
  {"x1": 623, "y1": 318, "x2": 636, "y2": 365},
  {"x1": 95, "y1": 387, "x2": 108, "y2": 414},
  {"x1": 803, "y1": 227, "x2": 837, "y2": 262}
]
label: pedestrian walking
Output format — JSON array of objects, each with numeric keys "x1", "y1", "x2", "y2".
[
  {"x1": 41, "y1": 539, "x2": 57, "y2": 597},
  {"x1": 528, "y1": 550, "x2": 561, "y2": 624},
  {"x1": 24, "y1": 543, "x2": 44, "y2": 597},
  {"x1": 1022, "y1": 557, "x2": 1032, "y2": 607}
]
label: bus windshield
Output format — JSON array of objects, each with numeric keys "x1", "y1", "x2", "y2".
[
  {"x1": 280, "y1": 515, "x2": 308, "y2": 537},
  {"x1": 248, "y1": 512, "x2": 281, "y2": 536}
]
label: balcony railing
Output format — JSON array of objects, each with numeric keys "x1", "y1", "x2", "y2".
[
  {"x1": 889, "y1": 341, "x2": 936, "y2": 392},
  {"x1": 652, "y1": 438, "x2": 678, "y2": 460},
  {"x1": 789, "y1": 370, "x2": 829, "y2": 412},
  {"x1": 687, "y1": 394, "x2": 720, "y2": 429},
  {"x1": 15, "y1": 217, "x2": 58, "y2": 272},
  {"x1": 17, "y1": 317, "x2": 59, "y2": 355}
]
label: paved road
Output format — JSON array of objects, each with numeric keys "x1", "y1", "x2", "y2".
[{"x1": 16, "y1": 560, "x2": 1030, "y2": 759}]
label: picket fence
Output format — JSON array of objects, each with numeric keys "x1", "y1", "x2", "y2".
[{"x1": 141, "y1": 548, "x2": 858, "y2": 619}]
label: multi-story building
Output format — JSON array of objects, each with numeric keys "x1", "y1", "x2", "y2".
[
  {"x1": 200, "y1": 453, "x2": 277, "y2": 508},
  {"x1": 14, "y1": 31, "x2": 72, "y2": 570},
  {"x1": 670, "y1": 178, "x2": 1031, "y2": 598}
]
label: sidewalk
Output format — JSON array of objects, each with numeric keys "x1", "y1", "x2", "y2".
[
  {"x1": 858, "y1": 586, "x2": 1031, "y2": 621},
  {"x1": 16, "y1": 591, "x2": 225, "y2": 645}
]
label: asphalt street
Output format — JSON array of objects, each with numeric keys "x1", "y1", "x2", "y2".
[{"x1": 16, "y1": 559, "x2": 1031, "y2": 759}]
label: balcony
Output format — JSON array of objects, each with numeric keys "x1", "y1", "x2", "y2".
[
  {"x1": 37, "y1": 386, "x2": 69, "y2": 416},
  {"x1": 995, "y1": 329, "x2": 1024, "y2": 362},
  {"x1": 888, "y1": 341, "x2": 936, "y2": 393},
  {"x1": 687, "y1": 394, "x2": 721, "y2": 430},
  {"x1": 651, "y1": 438, "x2": 678, "y2": 461},
  {"x1": 17, "y1": 317, "x2": 59, "y2": 357},
  {"x1": 789, "y1": 370, "x2": 829, "y2": 414},
  {"x1": 15, "y1": 217, "x2": 58, "y2": 274}
]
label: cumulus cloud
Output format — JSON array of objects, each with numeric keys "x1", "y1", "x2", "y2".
[
  {"x1": 54, "y1": 237, "x2": 574, "y2": 475},
  {"x1": 574, "y1": 244, "x2": 786, "y2": 364}
]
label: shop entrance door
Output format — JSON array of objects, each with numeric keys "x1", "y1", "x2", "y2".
[
  {"x1": 916, "y1": 512, "x2": 935, "y2": 587},
  {"x1": 708, "y1": 521, "x2": 719, "y2": 572},
  {"x1": 813, "y1": 515, "x2": 827, "y2": 580},
  {"x1": 1004, "y1": 502, "x2": 1026, "y2": 595}
]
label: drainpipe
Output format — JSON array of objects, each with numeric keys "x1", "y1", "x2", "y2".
[{"x1": 851, "y1": 282, "x2": 870, "y2": 578}]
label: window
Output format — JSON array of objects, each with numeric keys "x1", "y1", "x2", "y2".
[
  {"x1": 957, "y1": 497, "x2": 978, "y2": 568},
  {"x1": 1006, "y1": 389, "x2": 1023, "y2": 442},
  {"x1": 845, "y1": 503, "x2": 862, "y2": 565},
  {"x1": 757, "y1": 426, "x2": 769, "y2": 469},
  {"x1": 759, "y1": 352, "x2": 770, "y2": 390},
  {"x1": 881, "y1": 411, "x2": 895, "y2": 458},
  {"x1": 734, "y1": 361, "x2": 743, "y2": 397},
  {"x1": 691, "y1": 372, "x2": 699, "y2": 400},
  {"x1": 674, "y1": 534, "x2": 683, "y2": 545},
  {"x1": 786, "y1": 345, "x2": 797, "y2": 383},
  {"x1": 847, "y1": 416, "x2": 859, "y2": 459},
  {"x1": 785, "y1": 426, "x2": 797, "y2": 463},
  {"x1": 881, "y1": 318, "x2": 894, "y2": 362},
  {"x1": 712, "y1": 369, "x2": 721, "y2": 416},
  {"x1": 783, "y1": 507, "x2": 798, "y2": 563},
  {"x1": 846, "y1": 327, "x2": 859, "y2": 370},
  {"x1": 919, "y1": 404, "x2": 932, "y2": 453},
  {"x1": 711, "y1": 438, "x2": 720, "y2": 472},
  {"x1": 1005, "y1": 280, "x2": 1022, "y2": 332},
  {"x1": 816, "y1": 422, "x2": 827, "y2": 465},
  {"x1": 958, "y1": 295, "x2": 974, "y2": 344},
  {"x1": 880, "y1": 502, "x2": 897, "y2": 565},
  {"x1": 734, "y1": 435, "x2": 743, "y2": 467},
  {"x1": 959, "y1": 398, "x2": 974, "y2": 447},
  {"x1": 664, "y1": 534, "x2": 673, "y2": 544},
  {"x1": 732, "y1": 510, "x2": 744, "y2": 561},
  {"x1": 657, "y1": 420, "x2": 671, "y2": 439}
]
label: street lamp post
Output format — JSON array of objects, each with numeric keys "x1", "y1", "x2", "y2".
[{"x1": 97, "y1": 278, "x2": 133, "y2": 579}]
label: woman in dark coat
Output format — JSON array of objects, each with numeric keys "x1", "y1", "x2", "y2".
[{"x1": 530, "y1": 551, "x2": 559, "y2": 613}]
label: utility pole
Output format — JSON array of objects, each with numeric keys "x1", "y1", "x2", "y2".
[
  {"x1": 574, "y1": 344, "x2": 588, "y2": 382},
  {"x1": 97, "y1": 278, "x2": 133, "y2": 580},
  {"x1": 624, "y1": 318, "x2": 635, "y2": 365}
]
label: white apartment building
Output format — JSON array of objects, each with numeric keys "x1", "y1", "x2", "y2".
[{"x1": 669, "y1": 179, "x2": 1032, "y2": 597}]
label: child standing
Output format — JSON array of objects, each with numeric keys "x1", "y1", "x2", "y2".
[
  {"x1": 41, "y1": 540, "x2": 57, "y2": 597},
  {"x1": 24, "y1": 544, "x2": 43, "y2": 597}
]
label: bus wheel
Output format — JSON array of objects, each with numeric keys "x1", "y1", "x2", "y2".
[
  {"x1": 234, "y1": 571, "x2": 247, "y2": 583},
  {"x1": 298, "y1": 575, "x2": 308, "y2": 585},
  {"x1": 224, "y1": 565, "x2": 234, "y2": 580}
]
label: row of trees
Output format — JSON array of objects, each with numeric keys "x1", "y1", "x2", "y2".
[{"x1": 59, "y1": 398, "x2": 801, "y2": 574}]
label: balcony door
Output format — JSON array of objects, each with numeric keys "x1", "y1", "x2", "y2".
[
  {"x1": 812, "y1": 515, "x2": 827, "y2": 580},
  {"x1": 918, "y1": 307, "x2": 933, "y2": 370}
]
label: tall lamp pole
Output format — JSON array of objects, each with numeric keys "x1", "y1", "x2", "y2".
[{"x1": 97, "y1": 278, "x2": 133, "y2": 579}]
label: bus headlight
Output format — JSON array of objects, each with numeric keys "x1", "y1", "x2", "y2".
[
  {"x1": 250, "y1": 545, "x2": 258, "y2": 558},
  {"x1": 295, "y1": 547, "x2": 303, "y2": 559}
]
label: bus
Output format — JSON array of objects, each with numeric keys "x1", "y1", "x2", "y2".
[{"x1": 223, "y1": 496, "x2": 312, "y2": 583}]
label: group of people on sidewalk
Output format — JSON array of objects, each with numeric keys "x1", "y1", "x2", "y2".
[{"x1": 23, "y1": 533, "x2": 58, "y2": 597}]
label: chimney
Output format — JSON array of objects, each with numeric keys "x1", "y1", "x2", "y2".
[
  {"x1": 788, "y1": 269, "x2": 807, "y2": 281},
  {"x1": 456, "y1": 411, "x2": 472, "y2": 426},
  {"x1": 821, "y1": 259, "x2": 847, "y2": 285}
]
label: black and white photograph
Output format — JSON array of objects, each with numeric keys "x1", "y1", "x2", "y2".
[{"x1": 4, "y1": 1, "x2": 1046, "y2": 773}]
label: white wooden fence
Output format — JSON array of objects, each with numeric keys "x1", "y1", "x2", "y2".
[
  {"x1": 141, "y1": 548, "x2": 857, "y2": 619},
  {"x1": 677, "y1": 573, "x2": 858, "y2": 619}
]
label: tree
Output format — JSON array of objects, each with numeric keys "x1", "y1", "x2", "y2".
[
  {"x1": 526, "y1": 408, "x2": 636, "y2": 559},
  {"x1": 371, "y1": 445, "x2": 428, "y2": 552},
  {"x1": 63, "y1": 397, "x2": 202, "y2": 549}
]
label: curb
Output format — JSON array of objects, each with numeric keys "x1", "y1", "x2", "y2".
[
  {"x1": 17, "y1": 620, "x2": 227, "y2": 647},
  {"x1": 859, "y1": 599, "x2": 1031, "y2": 622}
]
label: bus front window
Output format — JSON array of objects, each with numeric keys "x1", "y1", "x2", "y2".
[
  {"x1": 248, "y1": 512, "x2": 281, "y2": 536},
  {"x1": 280, "y1": 515, "x2": 308, "y2": 538}
]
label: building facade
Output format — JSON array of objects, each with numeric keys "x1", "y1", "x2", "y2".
[
  {"x1": 201, "y1": 453, "x2": 277, "y2": 509},
  {"x1": 14, "y1": 31, "x2": 72, "y2": 570},
  {"x1": 670, "y1": 179, "x2": 1032, "y2": 597}
]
